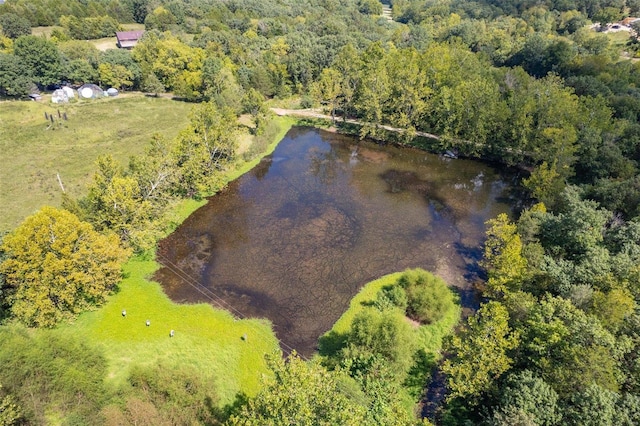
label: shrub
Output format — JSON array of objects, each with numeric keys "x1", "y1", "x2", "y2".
[
  {"x1": 125, "y1": 363, "x2": 218, "y2": 425},
  {"x1": 341, "y1": 308, "x2": 415, "y2": 377},
  {"x1": 375, "y1": 284, "x2": 408, "y2": 311},
  {"x1": 397, "y1": 268, "x2": 456, "y2": 324},
  {"x1": 0, "y1": 327, "x2": 108, "y2": 424}
]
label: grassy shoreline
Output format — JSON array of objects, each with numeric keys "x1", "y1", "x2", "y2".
[
  {"x1": 54, "y1": 114, "x2": 297, "y2": 407},
  {"x1": 321, "y1": 271, "x2": 461, "y2": 358}
]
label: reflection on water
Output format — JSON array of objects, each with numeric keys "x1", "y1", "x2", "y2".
[{"x1": 155, "y1": 127, "x2": 521, "y2": 356}]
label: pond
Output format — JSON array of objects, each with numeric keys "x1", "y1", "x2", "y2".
[{"x1": 155, "y1": 127, "x2": 522, "y2": 357}]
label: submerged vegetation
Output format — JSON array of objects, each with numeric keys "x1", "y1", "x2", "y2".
[{"x1": 2, "y1": 0, "x2": 640, "y2": 423}]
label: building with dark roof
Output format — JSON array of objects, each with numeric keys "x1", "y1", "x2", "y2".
[{"x1": 116, "y1": 31, "x2": 144, "y2": 49}]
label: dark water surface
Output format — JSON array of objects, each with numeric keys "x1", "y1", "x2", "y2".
[{"x1": 155, "y1": 127, "x2": 521, "y2": 356}]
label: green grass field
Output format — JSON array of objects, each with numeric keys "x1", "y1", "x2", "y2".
[
  {"x1": 0, "y1": 94, "x2": 193, "y2": 233},
  {"x1": 64, "y1": 257, "x2": 280, "y2": 404}
]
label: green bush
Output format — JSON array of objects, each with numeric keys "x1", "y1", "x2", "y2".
[
  {"x1": 341, "y1": 308, "x2": 416, "y2": 378},
  {"x1": 375, "y1": 284, "x2": 408, "y2": 311},
  {"x1": 0, "y1": 327, "x2": 108, "y2": 424},
  {"x1": 398, "y1": 268, "x2": 456, "y2": 324},
  {"x1": 124, "y1": 363, "x2": 219, "y2": 425}
]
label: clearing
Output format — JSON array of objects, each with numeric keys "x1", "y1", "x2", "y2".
[{"x1": 0, "y1": 94, "x2": 192, "y2": 233}]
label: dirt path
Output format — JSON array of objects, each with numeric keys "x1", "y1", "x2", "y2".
[{"x1": 270, "y1": 108, "x2": 443, "y2": 141}]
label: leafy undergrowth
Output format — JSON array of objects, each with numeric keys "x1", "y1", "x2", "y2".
[
  {"x1": 325, "y1": 272, "x2": 461, "y2": 355},
  {"x1": 318, "y1": 270, "x2": 461, "y2": 414}
]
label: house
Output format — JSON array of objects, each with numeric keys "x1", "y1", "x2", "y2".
[
  {"x1": 116, "y1": 31, "x2": 145, "y2": 49},
  {"x1": 621, "y1": 17, "x2": 640, "y2": 26}
]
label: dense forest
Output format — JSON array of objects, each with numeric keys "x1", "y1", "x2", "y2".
[{"x1": 3, "y1": 0, "x2": 640, "y2": 423}]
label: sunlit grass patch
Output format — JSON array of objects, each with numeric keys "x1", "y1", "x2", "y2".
[{"x1": 67, "y1": 257, "x2": 280, "y2": 404}]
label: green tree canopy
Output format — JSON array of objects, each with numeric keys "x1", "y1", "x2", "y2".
[
  {"x1": 442, "y1": 301, "x2": 519, "y2": 400},
  {"x1": 492, "y1": 370, "x2": 561, "y2": 426},
  {"x1": 13, "y1": 35, "x2": 62, "y2": 87},
  {"x1": 0, "y1": 53, "x2": 33, "y2": 97},
  {"x1": 0, "y1": 206, "x2": 128, "y2": 327},
  {"x1": 228, "y1": 352, "x2": 366, "y2": 425},
  {"x1": 482, "y1": 213, "x2": 527, "y2": 297},
  {"x1": 0, "y1": 13, "x2": 31, "y2": 39}
]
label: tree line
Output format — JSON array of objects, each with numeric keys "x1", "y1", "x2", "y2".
[
  {"x1": 2, "y1": 0, "x2": 640, "y2": 423},
  {"x1": 440, "y1": 188, "x2": 640, "y2": 424}
]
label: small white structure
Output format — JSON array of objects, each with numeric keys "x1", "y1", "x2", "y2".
[
  {"x1": 107, "y1": 87, "x2": 119, "y2": 97},
  {"x1": 62, "y1": 86, "x2": 75, "y2": 99},
  {"x1": 51, "y1": 89, "x2": 68, "y2": 104},
  {"x1": 78, "y1": 83, "x2": 105, "y2": 99}
]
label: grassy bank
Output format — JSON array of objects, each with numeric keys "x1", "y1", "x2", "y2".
[
  {"x1": 319, "y1": 270, "x2": 461, "y2": 417},
  {"x1": 0, "y1": 95, "x2": 192, "y2": 233},
  {"x1": 53, "y1": 113, "x2": 297, "y2": 406},
  {"x1": 64, "y1": 258, "x2": 279, "y2": 404}
]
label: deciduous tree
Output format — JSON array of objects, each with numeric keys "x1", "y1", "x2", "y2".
[
  {"x1": 442, "y1": 301, "x2": 519, "y2": 400},
  {"x1": 0, "y1": 207, "x2": 127, "y2": 327},
  {"x1": 13, "y1": 35, "x2": 62, "y2": 87},
  {"x1": 0, "y1": 53, "x2": 33, "y2": 97},
  {"x1": 228, "y1": 352, "x2": 366, "y2": 425},
  {"x1": 482, "y1": 213, "x2": 527, "y2": 297},
  {"x1": 0, "y1": 13, "x2": 31, "y2": 39}
]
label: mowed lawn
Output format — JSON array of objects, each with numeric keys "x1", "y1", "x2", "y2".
[
  {"x1": 0, "y1": 95, "x2": 193, "y2": 233},
  {"x1": 65, "y1": 257, "x2": 280, "y2": 404}
]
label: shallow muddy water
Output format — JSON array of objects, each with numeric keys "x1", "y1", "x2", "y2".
[{"x1": 155, "y1": 127, "x2": 522, "y2": 356}]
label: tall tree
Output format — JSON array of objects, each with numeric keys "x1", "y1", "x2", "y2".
[
  {"x1": 0, "y1": 13, "x2": 31, "y2": 39},
  {"x1": 173, "y1": 102, "x2": 238, "y2": 197},
  {"x1": 81, "y1": 155, "x2": 156, "y2": 250},
  {"x1": 13, "y1": 35, "x2": 62, "y2": 87},
  {"x1": 442, "y1": 301, "x2": 519, "y2": 400},
  {"x1": 482, "y1": 213, "x2": 527, "y2": 297},
  {"x1": 312, "y1": 67, "x2": 342, "y2": 121},
  {"x1": 0, "y1": 53, "x2": 33, "y2": 97},
  {"x1": 0, "y1": 207, "x2": 127, "y2": 327}
]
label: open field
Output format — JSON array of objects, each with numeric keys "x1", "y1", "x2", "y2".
[
  {"x1": 63, "y1": 257, "x2": 280, "y2": 404},
  {"x1": 31, "y1": 24, "x2": 145, "y2": 51},
  {"x1": 0, "y1": 94, "x2": 193, "y2": 233}
]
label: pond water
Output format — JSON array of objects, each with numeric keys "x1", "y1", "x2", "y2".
[{"x1": 155, "y1": 127, "x2": 522, "y2": 356}]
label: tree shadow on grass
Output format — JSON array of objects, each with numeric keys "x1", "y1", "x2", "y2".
[
  {"x1": 404, "y1": 349, "x2": 437, "y2": 400},
  {"x1": 208, "y1": 392, "x2": 249, "y2": 423},
  {"x1": 317, "y1": 330, "x2": 349, "y2": 358}
]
